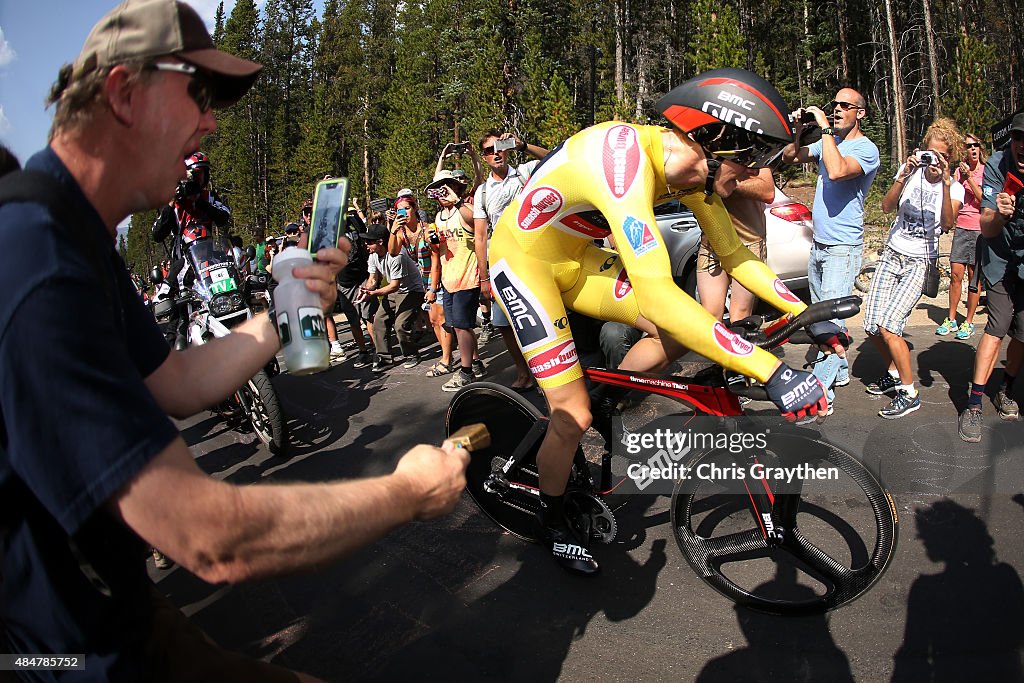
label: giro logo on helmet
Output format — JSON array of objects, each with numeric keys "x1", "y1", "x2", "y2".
[
  {"x1": 517, "y1": 187, "x2": 564, "y2": 231},
  {"x1": 602, "y1": 125, "x2": 640, "y2": 198},
  {"x1": 712, "y1": 322, "x2": 755, "y2": 356},
  {"x1": 700, "y1": 101, "x2": 764, "y2": 134}
]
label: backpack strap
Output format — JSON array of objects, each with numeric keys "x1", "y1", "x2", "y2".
[{"x1": 0, "y1": 170, "x2": 113, "y2": 304}]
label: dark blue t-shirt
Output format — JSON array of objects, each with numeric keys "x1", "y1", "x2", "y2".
[
  {"x1": 979, "y1": 147, "x2": 1024, "y2": 286},
  {"x1": 0, "y1": 148, "x2": 179, "y2": 680}
]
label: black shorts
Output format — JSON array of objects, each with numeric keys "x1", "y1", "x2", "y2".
[
  {"x1": 983, "y1": 275, "x2": 1024, "y2": 342},
  {"x1": 443, "y1": 287, "x2": 480, "y2": 329}
]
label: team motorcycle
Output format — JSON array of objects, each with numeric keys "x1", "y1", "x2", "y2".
[{"x1": 152, "y1": 237, "x2": 288, "y2": 454}]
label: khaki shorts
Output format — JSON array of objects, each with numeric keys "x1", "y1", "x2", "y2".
[{"x1": 696, "y1": 239, "x2": 767, "y2": 274}]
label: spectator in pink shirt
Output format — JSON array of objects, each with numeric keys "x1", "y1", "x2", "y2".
[{"x1": 937, "y1": 132, "x2": 987, "y2": 339}]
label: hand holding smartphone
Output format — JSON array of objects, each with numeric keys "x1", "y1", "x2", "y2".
[{"x1": 309, "y1": 177, "x2": 350, "y2": 257}]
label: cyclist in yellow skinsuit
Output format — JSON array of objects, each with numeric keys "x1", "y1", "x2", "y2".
[{"x1": 485, "y1": 68, "x2": 842, "y2": 575}]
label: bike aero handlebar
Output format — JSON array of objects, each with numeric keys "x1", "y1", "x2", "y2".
[
  {"x1": 728, "y1": 296, "x2": 861, "y2": 402},
  {"x1": 761, "y1": 295, "x2": 861, "y2": 350}
]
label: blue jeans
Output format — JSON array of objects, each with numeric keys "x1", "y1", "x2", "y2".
[{"x1": 808, "y1": 242, "x2": 862, "y2": 401}]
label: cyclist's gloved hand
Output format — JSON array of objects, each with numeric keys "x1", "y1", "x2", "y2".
[
  {"x1": 807, "y1": 321, "x2": 850, "y2": 358},
  {"x1": 766, "y1": 364, "x2": 829, "y2": 424}
]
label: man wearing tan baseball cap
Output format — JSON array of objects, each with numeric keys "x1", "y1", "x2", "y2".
[{"x1": 0, "y1": 1, "x2": 469, "y2": 681}]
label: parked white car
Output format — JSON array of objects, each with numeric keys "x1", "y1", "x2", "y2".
[{"x1": 655, "y1": 187, "x2": 813, "y2": 297}]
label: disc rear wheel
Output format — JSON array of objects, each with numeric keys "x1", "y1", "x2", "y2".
[{"x1": 446, "y1": 382, "x2": 590, "y2": 543}]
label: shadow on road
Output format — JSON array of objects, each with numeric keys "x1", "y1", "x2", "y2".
[
  {"x1": 891, "y1": 499, "x2": 1023, "y2": 681},
  {"x1": 696, "y1": 568, "x2": 854, "y2": 682}
]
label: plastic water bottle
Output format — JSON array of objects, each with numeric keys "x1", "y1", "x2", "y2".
[{"x1": 271, "y1": 247, "x2": 329, "y2": 375}]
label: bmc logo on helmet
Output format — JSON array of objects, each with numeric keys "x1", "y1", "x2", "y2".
[
  {"x1": 602, "y1": 125, "x2": 640, "y2": 198},
  {"x1": 517, "y1": 187, "x2": 563, "y2": 231},
  {"x1": 614, "y1": 269, "x2": 632, "y2": 300},
  {"x1": 717, "y1": 91, "x2": 755, "y2": 111},
  {"x1": 712, "y1": 322, "x2": 754, "y2": 356},
  {"x1": 701, "y1": 101, "x2": 764, "y2": 134},
  {"x1": 773, "y1": 279, "x2": 801, "y2": 304},
  {"x1": 529, "y1": 340, "x2": 578, "y2": 379}
]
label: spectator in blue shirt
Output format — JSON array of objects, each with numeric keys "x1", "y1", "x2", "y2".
[
  {"x1": 783, "y1": 88, "x2": 880, "y2": 410},
  {"x1": 0, "y1": 1, "x2": 467, "y2": 680}
]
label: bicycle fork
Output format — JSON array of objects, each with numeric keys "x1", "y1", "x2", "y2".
[{"x1": 742, "y1": 455, "x2": 797, "y2": 547}]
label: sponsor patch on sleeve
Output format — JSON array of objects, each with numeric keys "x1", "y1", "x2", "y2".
[
  {"x1": 516, "y1": 187, "x2": 564, "y2": 231},
  {"x1": 622, "y1": 216, "x2": 658, "y2": 257},
  {"x1": 712, "y1": 322, "x2": 755, "y2": 357},
  {"x1": 602, "y1": 124, "x2": 641, "y2": 198},
  {"x1": 772, "y1": 278, "x2": 802, "y2": 304}
]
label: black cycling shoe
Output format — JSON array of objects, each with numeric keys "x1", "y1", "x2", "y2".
[{"x1": 546, "y1": 524, "x2": 601, "y2": 576}]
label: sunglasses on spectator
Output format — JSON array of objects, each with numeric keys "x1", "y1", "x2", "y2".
[
  {"x1": 830, "y1": 100, "x2": 863, "y2": 111},
  {"x1": 965, "y1": 142, "x2": 982, "y2": 149},
  {"x1": 147, "y1": 61, "x2": 214, "y2": 113},
  {"x1": 481, "y1": 146, "x2": 504, "y2": 156}
]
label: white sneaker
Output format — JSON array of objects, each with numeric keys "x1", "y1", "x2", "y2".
[{"x1": 330, "y1": 342, "x2": 346, "y2": 360}]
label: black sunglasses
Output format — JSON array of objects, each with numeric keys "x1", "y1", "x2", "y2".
[
  {"x1": 148, "y1": 61, "x2": 214, "y2": 113},
  {"x1": 481, "y1": 146, "x2": 504, "y2": 156},
  {"x1": 965, "y1": 142, "x2": 982, "y2": 149},
  {"x1": 691, "y1": 124, "x2": 787, "y2": 169},
  {"x1": 830, "y1": 100, "x2": 863, "y2": 112}
]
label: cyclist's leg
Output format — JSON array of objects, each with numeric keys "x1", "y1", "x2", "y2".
[{"x1": 489, "y1": 252, "x2": 600, "y2": 574}]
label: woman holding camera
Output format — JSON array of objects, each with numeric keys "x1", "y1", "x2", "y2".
[
  {"x1": 387, "y1": 195, "x2": 452, "y2": 375},
  {"x1": 936, "y1": 132, "x2": 987, "y2": 339},
  {"x1": 862, "y1": 118, "x2": 965, "y2": 419}
]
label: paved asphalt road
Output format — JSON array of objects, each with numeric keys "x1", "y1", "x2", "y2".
[{"x1": 156, "y1": 319, "x2": 1024, "y2": 682}]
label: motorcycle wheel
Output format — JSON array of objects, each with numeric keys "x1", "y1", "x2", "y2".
[{"x1": 236, "y1": 370, "x2": 288, "y2": 455}]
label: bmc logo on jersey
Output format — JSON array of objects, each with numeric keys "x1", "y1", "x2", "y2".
[
  {"x1": 712, "y1": 322, "x2": 755, "y2": 357},
  {"x1": 773, "y1": 278, "x2": 801, "y2": 304},
  {"x1": 614, "y1": 269, "x2": 632, "y2": 300},
  {"x1": 517, "y1": 187, "x2": 563, "y2": 231},
  {"x1": 602, "y1": 125, "x2": 640, "y2": 198},
  {"x1": 529, "y1": 340, "x2": 578, "y2": 380},
  {"x1": 622, "y1": 216, "x2": 658, "y2": 257}
]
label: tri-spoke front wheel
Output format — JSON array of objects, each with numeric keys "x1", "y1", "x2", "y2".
[{"x1": 670, "y1": 427, "x2": 898, "y2": 614}]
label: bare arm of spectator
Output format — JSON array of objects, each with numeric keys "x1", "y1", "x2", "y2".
[
  {"x1": 981, "y1": 197, "x2": 1015, "y2": 238},
  {"x1": 783, "y1": 108, "x2": 816, "y2": 164},
  {"x1": 474, "y1": 213, "x2": 491, "y2": 302},
  {"x1": 435, "y1": 143, "x2": 454, "y2": 176},
  {"x1": 110, "y1": 436, "x2": 469, "y2": 584},
  {"x1": 426, "y1": 245, "x2": 440, "y2": 304},
  {"x1": 937, "y1": 156, "x2": 961, "y2": 232},
  {"x1": 468, "y1": 142, "x2": 484, "y2": 191},
  {"x1": 732, "y1": 167, "x2": 775, "y2": 203},
  {"x1": 145, "y1": 247, "x2": 345, "y2": 418},
  {"x1": 958, "y1": 163, "x2": 982, "y2": 199},
  {"x1": 882, "y1": 156, "x2": 918, "y2": 213}
]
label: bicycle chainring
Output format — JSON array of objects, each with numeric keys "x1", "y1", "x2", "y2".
[{"x1": 565, "y1": 489, "x2": 617, "y2": 544}]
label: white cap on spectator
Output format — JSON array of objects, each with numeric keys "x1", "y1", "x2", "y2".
[{"x1": 396, "y1": 188, "x2": 415, "y2": 199}]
